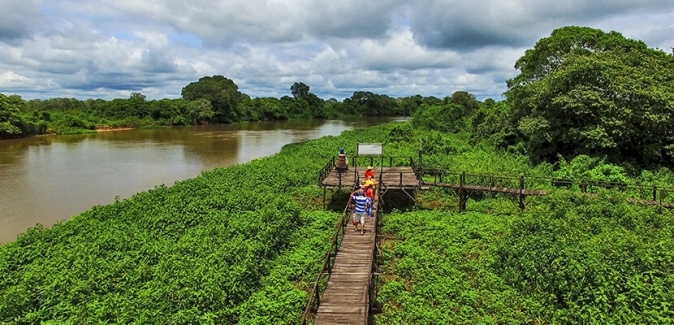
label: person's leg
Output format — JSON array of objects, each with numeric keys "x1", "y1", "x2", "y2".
[{"x1": 360, "y1": 214, "x2": 366, "y2": 235}]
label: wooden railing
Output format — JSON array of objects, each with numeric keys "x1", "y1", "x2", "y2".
[
  {"x1": 353, "y1": 155, "x2": 417, "y2": 169},
  {"x1": 419, "y1": 169, "x2": 674, "y2": 209},
  {"x1": 318, "y1": 156, "x2": 336, "y2": 186},
  {"x1": 299, "y1": 203, "x2": 352, "y2": 325},
  {"x1": 368, "y1": 172, "x2": 385, "y2": 315}
]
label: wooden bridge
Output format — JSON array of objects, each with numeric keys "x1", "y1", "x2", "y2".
[
  {"x1": 317, "y1": 155, "x2": 426, "y2": 209},
  {"x1": 313, "y1": 189, "x2": 379, "y2": 324},
  {"x1": 302, "y1": 159, "x2": 388, "y2": 325},
  {"x1": 302, "y1": 156, "x2": 674, "y2": 324}
]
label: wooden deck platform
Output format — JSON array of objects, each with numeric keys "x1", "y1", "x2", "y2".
[
  {"x1": 314, "y1": 189, "x2": 379, "y2": 324},
  {"x1": 321, "y1": 166, "x2": 422, "y2": 189}
]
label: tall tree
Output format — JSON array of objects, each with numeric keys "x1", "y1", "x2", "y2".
[
  {"x1": 506, "y1": 26, "x2": 674, "y2": 164},
  {"x1": 182, "y1": 75, "x2": 241, "y2": 123},
  {"x1": 0, "y1": 94, "x2": 26, "y2": 138},
  {"x1": 290, "y1": 82, "x2": 310, "y2": 99}
]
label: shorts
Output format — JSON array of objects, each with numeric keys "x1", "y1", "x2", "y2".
[{"x1": 354, "y1": 212, "x2": 366, "y2": 224}]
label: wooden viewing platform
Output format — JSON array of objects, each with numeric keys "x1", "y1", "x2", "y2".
[
  {"x1": 321, "y1": 166, "x2": 424, "y2": 190},
  {"x1": 305, "y1": 156, "x2": 674, "y2": 324},
  {"x1": 313, "y1": 189, "x2": 379, "y2": 325}
]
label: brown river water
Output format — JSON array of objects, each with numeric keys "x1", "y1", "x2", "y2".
[{"x1": 0, "y1": 117, "x2": 406, "y2": 243}]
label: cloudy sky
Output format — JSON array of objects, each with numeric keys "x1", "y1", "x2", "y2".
[{"x1": 1, "y1": 0, "x2": 673, "y2": 101}]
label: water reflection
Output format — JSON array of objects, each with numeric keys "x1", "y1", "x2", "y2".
[{"x1": 0, "y1": 117, "x2": 407, "y2": 243}]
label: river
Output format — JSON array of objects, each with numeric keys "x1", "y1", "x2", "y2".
[{"x1": 0, "y1": 117, "x2": 406, "y2": 243}]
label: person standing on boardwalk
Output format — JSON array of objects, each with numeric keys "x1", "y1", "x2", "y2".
[
  {"x1": 348, "y1": 189, "x2": 371, "y2": 235},
  {"x1": 365, "y1": 166, "x2": 375, "y2": 181},
  {"x1": 363, "y1": 181, "x2": 374, "y2": 217}
]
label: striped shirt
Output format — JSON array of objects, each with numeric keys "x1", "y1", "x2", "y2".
[{"x1": 352, "y1": 195, "x2": 372, "y2": 214}]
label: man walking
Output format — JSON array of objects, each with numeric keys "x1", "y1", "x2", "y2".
[{"x1": 348, "y1": 189, "x2": 371, "y2": 235}]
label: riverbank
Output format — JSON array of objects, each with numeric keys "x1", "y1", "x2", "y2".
[
  {"x1": 2, "y1": 121, "x2": 674, "y2": 324},
  {"x1": 95, "y1": 127, "x2": 135, "y2": 132},
  {"x1": 0, "y1": 117, "x2": 407, "y2": 244}
]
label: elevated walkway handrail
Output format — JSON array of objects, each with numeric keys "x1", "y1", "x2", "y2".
[
  {"x1": 368, "y1": 171, "x2": 385, "y2": 314},
  {"x1": 419, "y1": 169, "x2": 674, "y2": 203},
  {"x1": 354, "y1": 155, "x2": 417, "y2": 168},
  {"x1": 300, "y1": 201, "x2": 352, "y2": 325},
  {"x1": 318, "y1": 156, "x2": 336, "y2": 186},
  {"x1": 379, "y1": 169, "x2": 420, "y2": 188}
]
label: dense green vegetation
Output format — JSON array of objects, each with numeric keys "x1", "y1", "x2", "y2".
[
  {"x1": 377, "y1": 191, "x2": 674, "y2": 324},
  {"x1": 0, "y1": 79, "x2": 437, "y2": 138},
  {"x1": 3, "y1": 25, "x2": 674, "y2": 324}
]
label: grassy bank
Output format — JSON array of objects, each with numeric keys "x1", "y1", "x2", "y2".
[{"x1": 2, "y1": 121, "x2": 674, "y2": 324}]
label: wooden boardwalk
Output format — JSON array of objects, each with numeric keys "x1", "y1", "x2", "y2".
[
  {"x1": 321, "y1": 166, "x2": 421, "y2": 189},
  {"x1": 432, "y1": 182, "x2": 674, "y2": 209},
  {"x1": 314, "y1": 190, "x2": 379, "y2": 324},
  {"x1": 433, "y1": 182, "x2": 548, "y2": 195}
]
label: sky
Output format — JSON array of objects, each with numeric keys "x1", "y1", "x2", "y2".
[{"x1": 1, "y1": 0, "x2": 673, "y2": 102}]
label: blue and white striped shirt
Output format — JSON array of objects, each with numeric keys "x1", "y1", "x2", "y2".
[{"x1": 352, "y1": 195, "x2": 372, "y2": 214}]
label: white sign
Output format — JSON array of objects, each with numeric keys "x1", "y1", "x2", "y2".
[{"x1": 357, "y1": 143, "x2": 383, "y2": 155}]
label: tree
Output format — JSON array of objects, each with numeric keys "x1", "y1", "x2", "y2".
[
  {"x1": 507, "y1": 26, "x2": 649, "y2": 89},
  {"x1": 0, "y1": 94, "x2": 26, "y2": 138},
  {"x1": 290, "y1": 82, "x2": 310, "y2": 99},
  {"x1": 506, "y1": 26, "x2": 674, "y2": 164},
  {"x1": 182, "y1": 75, "x2": 241, "y2": 123},
  {"x1": 411, "y1": 103, "x2": 466, "y2": 133}
]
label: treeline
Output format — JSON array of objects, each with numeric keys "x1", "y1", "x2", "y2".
[
  {"x1": 0, "y1": 77, "x2": 444, "y2": 139},
  {"x1": 411, "y1": 26, "x2": 674, "y2": 168},
  {"x1": 4, "y1": 25, "x2": 673, "y2": 169}
]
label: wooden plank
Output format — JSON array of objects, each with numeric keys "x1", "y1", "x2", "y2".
[
  {"x1": 322, "y1": 166, "x2": 420, "y2": 188},
  {"x1": 316, "y1": 305, "x2": 367, "y2": 313},
  {"x1": 315, "y1": 313, "x2": 367, "y2": 325},
  {"x1": 314, "y1": 190, "x2": 378, "y2": 325}
]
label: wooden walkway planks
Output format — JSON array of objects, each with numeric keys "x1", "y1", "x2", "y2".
[
  {"x1": 321, "y1": 166, "x2": 420, "y2": 189},
  {"x1": 314, "y1": 191, "x2": 379, "y2": 325}
]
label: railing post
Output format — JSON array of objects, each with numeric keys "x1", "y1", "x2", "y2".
[
  {"x1": 327, "y1": 244, "x2": 332, "y2": 273},
  {"x1": 389, "y1": 156, "x2": 393, "y2": 167},
  {"x1": 459, "y1": 172, "x2": 466, "y2": 212},
  {"x1": 399, "y1": 173, "x2": 403, "y2": 187},
  {"x1": 580, "y1": 181, "x2": 587, "y2": 193},
  {"x1": 419, "y1": 149, "x2": 423, "y2": 174},
  {"x1": 519, "y1": 176, "x2": 525, "y2": 210},
  {"x1": 370, "y1": 156, "x2": 373, "y2": 166},
  {"x1": 323, "y1": 187, "x2": 326, "y2": 210},
  {"x1": 314, "y1": 284, "x2": 320, "y2": 309},
  {"x1": 338, "y1": 172, "x2": 342, "y2": 188},
  {"x1": 653, "y1": 186, "x2": 657, "y2": 201}
]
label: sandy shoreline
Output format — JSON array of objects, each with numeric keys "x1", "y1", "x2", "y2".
[{"x1": 95, "y1": 127, "x2": 135, "y2": 132}]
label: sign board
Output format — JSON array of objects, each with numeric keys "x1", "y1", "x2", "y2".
[{"x1": 357, "y1": 143, "x2": 383, "y2": 156}]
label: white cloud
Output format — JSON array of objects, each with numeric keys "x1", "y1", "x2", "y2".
[{"x1": 0, "y1": 0, "x2": 673, "y2": 101}]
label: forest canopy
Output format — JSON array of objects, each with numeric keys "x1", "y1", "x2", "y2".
[{"x1": 2, "y1": 25, "x2": 674, "y2": 169}]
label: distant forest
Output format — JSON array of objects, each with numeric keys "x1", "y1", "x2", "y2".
[
  {"x1": 2, "y1": 26, "x2": 674, "y2": 167},
  {"x1": 0, "y1": 77, "x2": 461, "y2": 138}
]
